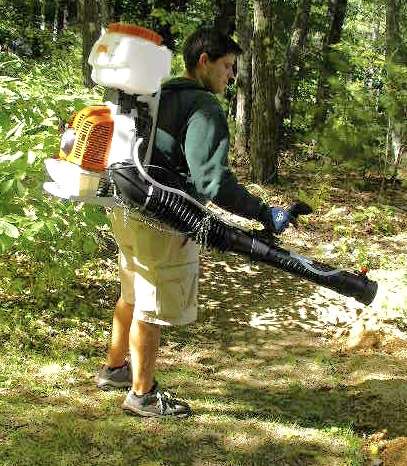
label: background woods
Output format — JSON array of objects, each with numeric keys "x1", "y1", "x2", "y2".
[
  {"x1": 0, "y1": 0, "x2": 405, "y2": 305},
  {"x1": 1, "y1": 0, "x2": 405, "y2": 183},
  {"x1": 0, "y1": 1, "x2": 405, "y2": 284}
]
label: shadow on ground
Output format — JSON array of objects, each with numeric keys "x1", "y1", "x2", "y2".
[{"x1": 1, "y1": 248, "x2": 406, "y2": 465}]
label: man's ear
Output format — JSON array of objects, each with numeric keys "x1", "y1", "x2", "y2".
[{"x1": 198, "y1": 52, "x2": 209, "y2": 67}]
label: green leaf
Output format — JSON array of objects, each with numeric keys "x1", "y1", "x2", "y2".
[
  {"x1": 82, "y1": 237, "x2": 97, "y2": 254},
  {"x1": 6, "y1": 121, "x2": 24, "y2": 139},
  {"x1": 0, "y1": 220, "x2": 20, "y2": 238},
  {"x1": 16, "y1": 180, "x2": 25, "y2": 195},
  {"x1": 0, "y1": 179, "x2": 14, "y2": 194},
  {"x1": 26, "y1": 221, "x2": 45, "y2": 235}
]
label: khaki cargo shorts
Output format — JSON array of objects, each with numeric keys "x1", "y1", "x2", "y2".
[{"x1": 109, "y1": 208, "x2": 199, "y2": 326}]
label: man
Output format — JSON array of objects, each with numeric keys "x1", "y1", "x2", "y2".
[{"x1": 95, "y1": 27, "x2": 293, "y2": 418}]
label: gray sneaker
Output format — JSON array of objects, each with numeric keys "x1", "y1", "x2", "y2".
[
  {"x1": 122, "y1": 382, "x2": 191, "y2": 418},
  {"x1": 95, "y1": 362, "x2": 132, "y2": 390}
]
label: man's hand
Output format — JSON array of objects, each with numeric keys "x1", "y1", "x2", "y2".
[
  {"x1": 258, "y1": 201, "x2": 312, "y2": 235},
  {"x1": 263, "y1": 207, "x2": 293, "y2": 234}
]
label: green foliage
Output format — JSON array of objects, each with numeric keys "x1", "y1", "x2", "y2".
[
  {"x1": 0, "y1": 0, "x2": 78, "y2": 59},
  {"x1": 0, "y1": 47, "x2": 108, "y2": 299},
  {"x1": 297, "y1": 174, "x2": 333, "y2": 211},
  {"x1": 331, "y1": 205, "x2": 397, "y2": 238},
  {"x1": 311, "y1": 37, "x2": 383, "y2": 168},
  {"x1": 115, "y1": 0, "x2": 216, "y2": 52},
  {"x1": 289, "y1": 0, "x2": 406, "y2": 178},
  {"x1": 327, "y1": 204, "x2": 399, "y2": 269},
  {"x1": 382, "y1": 61, "x2": 407, "y2": 125},
  {"x1": 352, "y1": 205, "x2": 396, "y2": 235}
]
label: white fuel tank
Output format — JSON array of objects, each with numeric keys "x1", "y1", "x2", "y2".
[{"x1": 88, "y1": 23, "x2": 172, "y2": 95}]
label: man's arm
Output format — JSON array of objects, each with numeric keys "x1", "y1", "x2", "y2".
[
  {"x1": 184, "y1": 106, "x2": 292, "y2": 233},
  {"x1": 184, "y1": 107, "x2": 263, "y2": 217}
]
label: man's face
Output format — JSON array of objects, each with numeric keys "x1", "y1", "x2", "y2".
[{"x1": 200, "y1": 53, "x2": 236, "y2": 94}]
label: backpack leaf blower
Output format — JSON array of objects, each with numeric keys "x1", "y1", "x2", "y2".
[{"x1": 43, "y1": 23, "x2": 378, "y2": 306}]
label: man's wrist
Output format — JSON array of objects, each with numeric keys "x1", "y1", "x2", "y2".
[{"x1": 257, "y1": 203, "x2": 272, "y2": 225}]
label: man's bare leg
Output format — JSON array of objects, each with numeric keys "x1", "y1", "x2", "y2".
[
  {"x1": 107, "y1": 297, "x2": 134, "y2": 368},
  {"x1": 129, "y1": 319, "x2": 160, "y2": 395},
  {"x1": 122, "y1": 317, "x2": 190, "y2": 417}
]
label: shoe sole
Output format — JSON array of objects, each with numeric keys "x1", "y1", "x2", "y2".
[
  {"x1": 96, "y1": 378, "x2": 132, "y2": 391},
  {"x1": 122, "y1": 405, "x2": 191, "y2": 418}
]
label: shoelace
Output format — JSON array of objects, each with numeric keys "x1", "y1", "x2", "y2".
[{"x1": 156, "y1": 390, "x2": 176, "y2": 414}]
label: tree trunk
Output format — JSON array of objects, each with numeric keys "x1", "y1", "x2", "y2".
[
  {"x1": 52, "y1": 0, "x2": 72, "y2": 37},
  {"x1": 100, "y1": 0, "x2": 111, "y2": 29},
  {"x1": 250, "y1": 0, "x2": 279, "y2": 184},
  {"x1": 314, "y1": 0, "x2": 348, "y2": 128},
  {"x1": 63, "y1": 2, "x2": 69, "y2": 29},
  {"x1": 40, "y1": 0, "x2": 46, "y2": 31},
  {"x1": 53, "y1": 0, "x2": 60, "y2": 40},
  {"x1": 385, "y1": 0, "x2": 405, "y2": 177},
  {"x1": 79, "y1": 0, "x2": 106, "y2": 88},
  {"x1": 31, "y1": 0, "x2": 44, "y2": 29},
  {"x1": 235, "y1": 0, "x2": 253, "y2": 160},
  {"x1": 65, "y1": 0, "x2": 78, "y2": 26},
  {"x1": 275, "y1": 0, "x2": 312, "y2": 131},
  {"x1": 214, "y1": 0, "x2": 236, "y2": 35}
]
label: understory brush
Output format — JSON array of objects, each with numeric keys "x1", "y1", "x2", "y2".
[
  {"x1": 0, "y1": 49, "x2": 110, "y2": 303},
  {"x1": 286, "y1": 162, "x2": 407, "y2": 271}
]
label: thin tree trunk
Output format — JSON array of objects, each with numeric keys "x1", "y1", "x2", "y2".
[
  {"x1": 235, "y1": 0, "x2": 253, "y2": 160},
  {"x1": 100, "y1": 0, "x2": 110, "y2": 28},
  {"x1": 40, "y1": 0, "x2": 46, "y2": 31},
  {"x1": 275, "y1": 0, "x2": 312, "y2": 127},
  {"x1": 31, "y1": 0, "x2": 45, "y2": 29},
  {"x1": 63, "y1": 3, "x2": 69, "y2": 29},
  {"x1": 53, "y1": 0, "x2": 60, "y2": 40},
  {"x1": 79, "y1": 0, "x2": 105, "y2": 88},
  {"x1": 314, "y1": 0, "x2": 348, "y2": 128},
  {"x1": 385, "y1": 0, "x2": 405, "y2": 177},
  {"x1": 57, "y1": 0, "x2": 70, "y2": 31},
  {"x1": 251, "y1": 0, "x2": 279, "y2": 183}
]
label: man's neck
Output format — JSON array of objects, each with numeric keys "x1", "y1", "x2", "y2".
[{"x1": 184, "y1": 71, "x2": 205, "y2": 88}]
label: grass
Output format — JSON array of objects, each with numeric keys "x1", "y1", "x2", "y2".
[
  {"x1": 0, "y1": 347, "x2": 367, "y2": 466},
  {"x1": 1, "y1": 179, "x2": 407, "y2": 465}
]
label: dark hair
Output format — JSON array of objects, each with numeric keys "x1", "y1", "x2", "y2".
[{"x1": 183, "y1": 26, "x2": 242, "y2": 72}]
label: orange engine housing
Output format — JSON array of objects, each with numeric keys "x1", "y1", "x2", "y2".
[{"x1": 59, "y1": 106, "x2": 114, "y2": 172}]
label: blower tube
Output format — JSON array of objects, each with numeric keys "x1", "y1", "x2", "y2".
[{"x1": 110, "y1": 163, "x2": 378, "y2": 306}]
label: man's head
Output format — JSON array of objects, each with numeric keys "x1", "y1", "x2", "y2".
[{"x1": 183, "y1": 27, "x2": 242, "y2": 94}]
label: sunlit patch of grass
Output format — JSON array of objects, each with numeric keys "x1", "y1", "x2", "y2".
[
  {"x1": 190, "y1": 415, "x2": 364, "y2": 465},
  {"x1": 2, "y1": 381, "x2": 365, "y2": 466}
]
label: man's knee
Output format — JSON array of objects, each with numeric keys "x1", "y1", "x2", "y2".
[
  {"x1": 116, "y1": 297, "x2": 134, "y2": 312},
  {"x1": 131, "y1": 317, "x2": 161, "y2": 336}
]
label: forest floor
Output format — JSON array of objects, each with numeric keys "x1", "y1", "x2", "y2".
[{"x1": 0, "y1": 165, "x2": 407, "y2": 466}]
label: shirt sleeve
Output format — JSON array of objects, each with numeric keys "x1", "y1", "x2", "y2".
[{"x1": 184, "y1": 105, "x2": 265, "y2": 221}]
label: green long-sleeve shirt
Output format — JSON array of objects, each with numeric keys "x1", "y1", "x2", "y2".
[{"x1": 153, "y1": 77, "x2": 267, "y2": 222}]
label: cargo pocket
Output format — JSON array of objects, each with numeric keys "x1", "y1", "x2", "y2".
[{"x1": 156, "y1": 262, "x2": 198, "y2": 324}]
